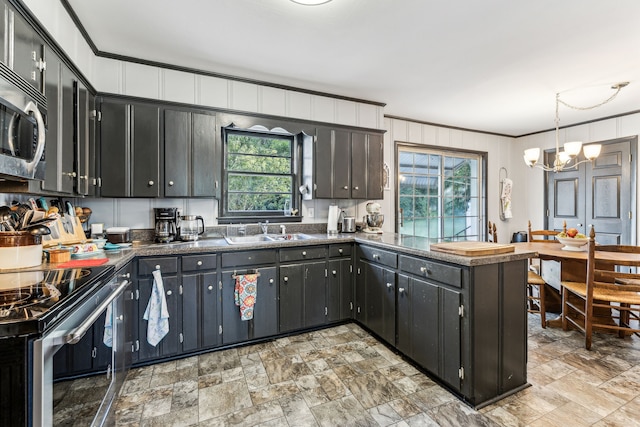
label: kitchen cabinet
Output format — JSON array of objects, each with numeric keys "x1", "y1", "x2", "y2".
[
  {"x1": 221, "y1": 267, "x2": 278, "y2": 344},
  {"x1": 182, "y1": 253, "x2": 220, "y2": 351},
  {"x1": 135, "y1": 257, "x2": 180, "y2": 363},
  {"x1": 314, "y1": 127, "x2": 384, "y2": 200},
  {"x1": 98, "y1": 98, "x2": 161, "y2": 197},
  {"x1": 4, "y1": 1, "x2": 45, "y2": 93},
  {"x1": 327, "y1": 244, "x2": 353, "y2": 322},
  {"x1": 164, "y1": 109, "x2": 217, "y2": 197},
  {"x1": 75, "y1": 80, "x2": 98, "y2": 196},
  {"x1": 355, "y1": 245, "x2": 397, "y2": 344},
  {"x1": 279, "y1": 246, "x2": 328, "y2": 333}
]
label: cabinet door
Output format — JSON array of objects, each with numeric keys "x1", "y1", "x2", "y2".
[
  {"x1": 364, "y1": 262, "x2": 395, "y2": 344},
  {"x1": 201, "y1": 272, "x2": 220, "y2": 349},
  {"x1": 333, "y1": 129, "x2": 351, "y2": 199},
  {"x1": 221, "y1": 270, "x2": 250, "y2": 345},
  {"x1": 303, "y1": 261, "x2": 327, "y2": 328},
  {"x1": 164, "y1": 109, "x2": 190, "y2": 197},
  {"x1": 59, "y1": 66, "x2": 76, "y2": 193},
  {"x1": 355, "y1": 261, "x2": 366, "y2": 324},
  {"x1": 99, "y1": 100, "x2": 130, "y2": 197},
  {"x1": 314, "y1": 127, "x2": 333, "y2": 198},
  {"x1": 181, "y1": 273, "x2": 200, "y2": 352},
  {"x1": 351, "y1": 132, "x2": 367, "y2": 199},
  {"x1": 137, "y1": 274, "x2": 179, "y2": 361},
  {"x1": 12, "y1": 12, "x2": 43, "y2": 92},
  {"x1": 252, "y1": 267, "x2": 278, "y2": 339},
  {"x1": 407, "y1": 276, "x2": 440, "y2": 375},
  {"x1": 76, "y1": 81, "x2": 92, "y2": 196},
  {"x1": 192, "y1": 112, "x2": 217, "y2": 197},
  {"x1": 42, "y1": 52, "x2": 61, "y2": 192},
  {"x1": 328, "y1": 258, "x2": 352, "y2": 322},
  {"x1": 441, "y1": 286, "x2": 461, "y2": 390},
  {"x1": 132, "y1": 104, "x2": 161, "y2": 197},
  {"x1": 279, "y1": 264, "x2": 304, "y2": 333},
  {"x1": 366, "y1": 133, "x2": 384, "y2": 200}
]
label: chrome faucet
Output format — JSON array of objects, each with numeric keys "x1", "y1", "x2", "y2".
[
  {"x1": 259, "y1": 220, "x2": 269, "y2": 235},
  {"x1": 280, "y1": 224, "x2": 286, "y2": 235}
]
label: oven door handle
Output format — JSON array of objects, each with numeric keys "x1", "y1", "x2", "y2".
[{"x1": 64, "y1": 278, "x2": 130, "y2": 345}]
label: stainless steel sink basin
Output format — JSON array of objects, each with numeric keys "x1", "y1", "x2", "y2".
[{"x1": 223, "y1": 233, "x2": 317, "y2": 245}]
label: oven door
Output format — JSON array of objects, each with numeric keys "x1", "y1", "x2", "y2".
[{"x1": 32, "y1": 275, "x2": 130, "y2": 427}]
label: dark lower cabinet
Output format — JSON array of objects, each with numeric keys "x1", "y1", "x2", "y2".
[
  {"x1": 358, "y1": 260, "x2": 395, "y2": 345},
  {"x1": 327, "y1": 258, "x2": 352, "y2": 322},
  {"x1": 279, "y1": 261, "x2": 327, "y2": 333},
  {"x1": 182, "y1": 271, "x2": 219, "y2": 352},
  {"x1": 222, "y1": 267, "x2": 277, "y2": 344},
  {"x1": 396, "y1": 274, "x2": 461, "y2": 390}
]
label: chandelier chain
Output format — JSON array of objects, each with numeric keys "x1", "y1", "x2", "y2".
[{"x1": 557, "y1": 86, "x2": 624, "y2": 111}]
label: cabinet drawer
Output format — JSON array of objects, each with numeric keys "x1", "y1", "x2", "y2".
[
  {"x1": 221, "y1": 250, "x2": 276, "y2": 268},
  {"x1": 329, "y1": 244, "x2": 352, "y2": 258},
  {"x1": 358, "y1": 245, "x2": 397, "y2": 268},
  {"x1": 280, "y1": 246, "x2": 327, "y2": 262},
  {"x1": 138, "y1": 256, "x2": 178, "y2": 276},
  {"x1": 399, "y1": 255, "x2": 462, "y2": 287},
  {"x1": 182, "y1": 254, "x2": 217, "y2": 272}
]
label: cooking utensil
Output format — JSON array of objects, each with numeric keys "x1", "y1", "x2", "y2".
[
  {"x1": 0, "y1": 205, "x2": 15, "y2": 231},
  {"x1": 24, "y1": 224, "x2": 51, "y2": 236}
]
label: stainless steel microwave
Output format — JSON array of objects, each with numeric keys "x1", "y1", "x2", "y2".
[{"x1": 0, "y1": 76, "x2": 46, "y2": 181}]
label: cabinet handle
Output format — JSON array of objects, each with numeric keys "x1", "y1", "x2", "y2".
[
  {"x1": 197, "y1": 260, "x2": 203, "y2": 266},
  {"x1": 302, "y1": 251, "x2": 307, "y2": 256},
  {"x1": 332, "y1": 270, "x2": 337, "y2": 275},
  {"x1": 343, "y1": 185, "x2": 348, "y2": 190},
  {"x1": 420, "y1": 266, "x2": 430, "y2": 274},
  {"x1": 168, "y1": 180, "x2": 174, "y2": 186},
  {"x1": 118, "y1": 272, "x2": 130, "y2": 279},
  {"x1": 63, "y1": 171, "x2": 76, "y2": 178},
  {"x1": 208, "y1": 285, "x2": 213, "y2": 291},
  {"x1": 148, "y1": 180, "x2": 154, "y2": 186},
  {"x1": 269, "y1": 278, "x2": 274, "y2": 284},
  {"x1": 338, "y1": 248, "x2": 343, "y2": 254},
  {"x1": 284, "y1": 276, "x2": 288, "y2": 282},
  {"x1": 166, "y1": 290, "x2": 172, "y2": 296},
  {"x1": 386, "y1": 282, "x2": 393, "y2": 288},
  {"x1": 398, "y1": 287, "x2": 406, "y2": 294},
  {"x1": 373, "y1": 254, "x2": 379, "y2": 259},
  {"x1": 353, "y1": 186, "x2": 359, "y2": 190}
]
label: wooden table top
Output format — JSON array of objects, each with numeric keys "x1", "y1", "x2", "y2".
[{"x1": 513, "y1": 241, "x2": 640, "y2": 263}]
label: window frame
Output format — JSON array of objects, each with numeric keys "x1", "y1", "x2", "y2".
[
  {"x1": 395, "y1": 142, "x2": 487, "y2": 241},
  {"x1": 219, "y1": 124, "x2": 302, "y2": 223}
]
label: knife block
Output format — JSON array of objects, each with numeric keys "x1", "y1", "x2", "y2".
[{"x1": 42, "y1": 216, "x2": 87, "y2": 247}]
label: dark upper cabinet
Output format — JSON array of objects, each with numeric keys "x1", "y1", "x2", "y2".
[
  {"x1": 98, "y1": 98, "x2": 160, "y2": 197},
  {"x1": 164, "y1": 109, "x2": 217, "y2": 198},
  {"x1": 76, "y1": 81, "x2": 98, "y2": 196},
  {"x1": 314, "y1": 127, "x2": 384, "y2": 200},
  {"x1": 10, "y1": 9, "x2": 44, "y2": 93}
]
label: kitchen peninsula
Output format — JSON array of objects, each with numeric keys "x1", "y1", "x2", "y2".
[{"x1": 96, "y1": 232, "x2": 534, "y2": 409}]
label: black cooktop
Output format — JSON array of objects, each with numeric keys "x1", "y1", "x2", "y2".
[{"x1": 0, "y1": 265, "x2": 115, "y2": 337}]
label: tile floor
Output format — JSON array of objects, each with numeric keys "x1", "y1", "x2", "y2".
[{"x1": 57, "y1": 314, "x2": 640, "y2": 426}]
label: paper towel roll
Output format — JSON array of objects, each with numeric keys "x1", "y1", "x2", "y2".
[{"x1": 327, "y1": 205, "x2": 339, "y2": 234}]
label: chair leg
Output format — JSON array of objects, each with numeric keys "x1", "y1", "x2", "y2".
[
  {"x1": 539, "y1": 283, "x2": 546, "y2": 328},
  {"x1": 585, "y1": 296, "x2": 593, "y2": 350},
  {"x1": 619, "y1": 303, "x2": 630, "y2": 338},
  {"x1": 561, "y1": 287, "x2": 568, "y2": 331}
]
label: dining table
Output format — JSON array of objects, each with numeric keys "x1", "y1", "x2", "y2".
[{"x1": 512, "y1": 241, "x2": 640, "y2": 327}]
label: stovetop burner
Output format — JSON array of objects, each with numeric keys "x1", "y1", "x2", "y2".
[{"x1": 0, "y1": 266, "x2": 114, "y2": 336}]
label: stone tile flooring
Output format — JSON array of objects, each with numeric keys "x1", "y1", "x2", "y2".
[{"x1": 66, "y1": 314, "x2": 640, "y2": 426}]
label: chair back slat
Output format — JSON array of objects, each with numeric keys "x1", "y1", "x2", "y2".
[{"x1": 528, "y1": 220, "x2": 566, "y2": 243}]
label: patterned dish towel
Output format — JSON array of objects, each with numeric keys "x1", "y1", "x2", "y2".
[
  {"x1": 234, "y1": 274, "x2": 258, "y2": 321},
  {"x1": 143, "y1": 269, "x2": 170, "y2": 346}
]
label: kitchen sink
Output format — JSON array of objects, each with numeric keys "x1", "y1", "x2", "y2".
[{"x1": 224, "y1": 233, "x2": 317, "y2": 245}]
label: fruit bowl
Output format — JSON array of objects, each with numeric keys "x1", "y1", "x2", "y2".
[{"x1": 556, "y1": 235, "x2": 589, "y2": 251}]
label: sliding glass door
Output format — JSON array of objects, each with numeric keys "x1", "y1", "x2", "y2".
[{"x1": 397, "y1": 144, "x2": 484, "y2": 241}]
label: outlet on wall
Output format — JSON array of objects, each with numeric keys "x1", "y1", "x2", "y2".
[{"x1": 308, "y1": 208, "x2": 315, "y2": 218}]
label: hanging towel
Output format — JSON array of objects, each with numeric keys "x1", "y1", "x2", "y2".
[
  {"x1": 501, "y1": 178, "x2": 513, "y2": 219},
  {"x1": 103, "y1": 301, "x2": 113, "y2": 348},
  {"x1": 143, "y1": 269, "x2": 170, "y2": 346},
  {"x1": 234, "y1": 274, "x2": 258, "y2": 321}
]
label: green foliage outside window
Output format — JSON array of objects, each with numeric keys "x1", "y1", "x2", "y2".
[{"x1": 226, "y1": 132, "x2": 294, "y2": 213}]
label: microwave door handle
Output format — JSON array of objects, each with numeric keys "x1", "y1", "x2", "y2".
[
  {"x1": 64, "y1": 278, "x2": 130, "y2": 345},
  {"x1": 7, "y1": 114, "x2": 17, "y2": 155},
  {"x1": 23, "y1": 101, "x2": 46, "y2": 174}
]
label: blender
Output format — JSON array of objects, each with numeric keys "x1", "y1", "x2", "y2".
[{"x1": 363, "y1": 202, "x2": 384, "y2": 234}]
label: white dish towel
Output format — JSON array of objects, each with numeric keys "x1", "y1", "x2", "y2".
[
  {"x1": 103, "y1": 301, "x2": 113, "y2": 348},
  {"x1": 143, "y1": 269, "x2": 170, "y2": 346},
  {"x1": 501, "y1": 178, "x2": 513, "y2": 219}
]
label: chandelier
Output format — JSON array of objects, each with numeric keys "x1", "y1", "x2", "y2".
[{"x1": 523, "y1": 82, "x2": 629, "y2": 172}]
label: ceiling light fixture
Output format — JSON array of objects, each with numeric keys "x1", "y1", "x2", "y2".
[
  {"x1": 523, "y1": 82, "x2": 629, "y2": 172},
  {"x1": 290, "y1": 0, "x2": 332, "y2": 5}
]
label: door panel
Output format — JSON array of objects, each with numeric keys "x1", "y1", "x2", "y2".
[{"x1": 547, "y1": 138, "x2": 635, "y2": 245}]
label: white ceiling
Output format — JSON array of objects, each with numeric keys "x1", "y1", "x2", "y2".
[{"x1": 67, "y1": 0, "x2": 640, "y2": 136}]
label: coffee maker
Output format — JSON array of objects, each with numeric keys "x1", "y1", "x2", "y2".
[{"x1": 154, "y1": 207, "x2": 179, "y2": 243}]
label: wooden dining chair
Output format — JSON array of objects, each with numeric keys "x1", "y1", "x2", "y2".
[
  {"x1": 487, "y1": 221, "x2": 497, "y2": 243},
  {"x1": 561, "y1": 227, "x2": 640, "y2": 349},
  {"x1": 526, "y1": 220, "x2": 565, "y2": 328}
]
